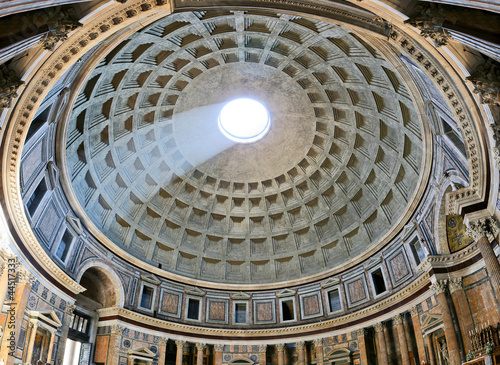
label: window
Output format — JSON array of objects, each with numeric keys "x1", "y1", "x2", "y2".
[
  {"x1": 327, "y1": 288, "x2": 342, "y2": 313},
  {"x1": 280, "y1": 299, "x2": 295, "y2": 322},
  {"x1": 55, "y1": 229, "x2": 73, "y2": 262},
  {"x1": 442, "y1": 118, "x2": 467, "y2": 157},
  {"x1": 140, "y1": 285, "x2": 155, "y2": 310},
  {"x1": 27, "y1": 106, "x2": 50, "y2": 141},
  {"x1": 26, "y1": 178, "x2": 48, "y2": 216},
  {"x1": 234, "y1": 302, "x2": 247, "y2": 324},
  {"x1": 186, "y1": 298, "x2": 200, "y2": 320},
  {"x1": 71, "y1": 313, "x2": 89, "y2": 334},
  {"x1": 410, "y1": 238, "x2": 425, "y2": 265},
  {"x1": 370, "y1": 268, "x2": 387, "y2": 295}
]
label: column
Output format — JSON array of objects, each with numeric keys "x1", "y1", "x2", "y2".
[
  {"x1": 393, "y1": 314, "x2": 410, "y2": 365},
  {"x1": 258, "y1": 344, "x2": 267, "y2": 365},
  {"x1": 214, "y1": 344, "x2": 224, "y2": 365},
  {"x1": 356, "y1": 329, "x2": 368, "y2": 365},
  {"x1": 466, "y1": 218, "x2": 500, "y2": 297},
  {"x1": 196, "y1": 343, "x2": 205, "y2": 365},
  {"x1": 383, "y1": 321, "x2": 394, "y2": 363},
  {"x1": 403, "y1": 314, "x2": 414, "y2": 363},
  {"x1": 374, "y1": 322, "x2": 389, "y2": 365},
  {"x1": 424, "y1": 334, "x2": 436, "y2": 365},
  {"x1": 108, "y1": 325, "x2": 125, "y2": 365},
  {"x1": 45, "y1": 329, "x2": 56, "y2": 363},
  {"x1": 296, "y1": 341, "x2": 305, "y2": 365},
  {"x1": 314, "y1": 338, "x2": 323, "y2": 365},
  {"x1": 55, "y1": 303, "x2": 76, "y2": 365},
  {"x1": 409, "y1": 306, "x2": 427, "y2": 363},
  {"x1": 157, "y1": 337, "x2": 168, "y2": 365},
  {"x1": 276, "y1": 343, "x2": 285, "y2": 365},
  {"x1": 0, "y1": 267, "x2": 35, "y2": 365},
  {"x1": 448, "y1": 277, "x2": 473, "y2": 352},
  {"x1": 24, "y1": 321, "x2": 38, "y2": 362},
  {"x1": 176, "y1": 340, "x2": 186, "y2": 365},
  {"x1": 430, "y1": 281, "x2": 460, "y2": 365}
]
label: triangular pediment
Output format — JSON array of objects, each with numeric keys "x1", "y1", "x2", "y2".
[
  {"x1": 402, "y1": 223, "x2": 416, "y2": 241},
  {"x1": 185, "y1": 286, "x2": 206, "y2": 296},
  {"x1": 141, "y1": 273, "x2": 161, "y2": 285},
  {"x1": 322, "y1": 277, "x2": 340, "y2": 288},
  {"x1": 277, "y1": 288, "x2": 296, "y2": 297},
  {"x1": 231, "y1": 292, "x2": 251, "y2": 300},
  {"x1": 66, "y1": 214, "x2": 83, "y2": 235},
  {"x1": 421, "y1": 314, "x2": 442, "y2": 331},
  {"x1": 29, "y1": 310, "x2": 62, "y2": 328},
  {"x1": 128, "y1": 347, "x2": 155, "y2": 357},
  {"x1": 364, "y1": 256, "x2": 381, "y2": 269}
]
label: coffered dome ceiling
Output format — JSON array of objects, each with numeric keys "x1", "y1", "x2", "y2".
[{"x1": 65, "y1": 10, "x2": 425, "y2": 284}]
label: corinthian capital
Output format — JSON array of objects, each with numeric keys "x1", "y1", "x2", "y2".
[
  {"x1": 356, "y1": 328, "x2": 366, "y2": 337},
  {"x1": 258, "y1": 344, "x2": 267, "y2": 352},
  {"x1": 0, "y1": 65, "x2": 24, "y2": 109},
  {"x1": 214, "y1": 344, "x2": 224, "y2": 352},
  {"x1": 313, "y1": 338, "x2": 323, "y2": 347},
  {"x1": 17, "y1": 268, "x2": 36, "y2": 286},
  {"x1": 374, "y1": 322, "x2": 384, "y2": 332},
  {"x1": 448, "y1": 277, "x2": 463, "y2": 293},
  {"x1": 430, "y1": 280, "x2": 448, "y2": 295},
  {"x1": 466, "y1": 217, "x2": 499, "y2": 242},
  {"x1": 392, "y1": 313, "x2": 403, "y2": 324},
  {"x1": 176, "y1": 340, "x2": 186, "y2": 349},
  {"x1": 276, "y1": 343, "x2": 285, "y2": 351},
  {"x1": 196, "y1": 343, "x2": 206, "y2": 351},
  {"x1": 296, "y1": 341, "x2": 305, "y2": 349},
  {"x1": 110, "y1": 325, "x2": 125, "y2": 335}
]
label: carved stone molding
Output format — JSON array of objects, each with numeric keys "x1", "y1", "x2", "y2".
[
  {"x1": 374, "y1": 322, "x2": 384, "y2": 332},
  {"x1": 258, "y1": 344, "x2": 267, "y2": 352},
  {"x1": 430, "y1": 280, "x2": 448, "y2": 295},
  {"x1": 214, "y1": 344, "x2": 224, "y2": 352},
  {"x1": 110, "y1": 325, "x2": 125, "y2": 335},
  {"x1": 0, "y1": 64, "x2": 24, "y2": 109},
  {"x1": 392, "y1": 313, "x2": 403, "y2": 325},
  {"x1": 296, "y1": 341, "x2": 305, "y2": 349},
  {"x1": 276, "y1": 343, "x2": 285, "y2": 351},
  {"x1": 448, "y1": 277, "x2": 463, "y2": 294}
]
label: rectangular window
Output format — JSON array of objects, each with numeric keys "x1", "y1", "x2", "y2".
[
  {"x1": 442, "y1": 118, "x2": 467, "y2": 156},
  {"x1": 281, "y1": 299, "x2": 295, "y2": 321},
  {"x1": 26, "y1": 178, "x2": 47, "y2": 216},
  {"x1": 140, "y1": 286, "x2": 154, "y2": 309},
  {"x1": 327, "y1": 288, "x2": 342, "y2": 313},
  {"x1": 187, "y1": 298, "x2": 200, "y2": 320},
  {"x1": 410, "y1": 238, "x2": 425, "y2": 265},
  {"x1": 234, "y1": 303, "x2": 247, "y2": 324},
  {"x1": 56, "y1": 230, "x2": 73, "y2": 262},
  {"x1": 371, "y1": 268, "x2": 387, "y2": 295}
]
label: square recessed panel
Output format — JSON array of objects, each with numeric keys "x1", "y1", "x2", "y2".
[
  {"x1": 343, "y1": 274, "x2": 370, "y2": 308},
  {"x1": 253, "y1": 298, "x2": 276, "y2": 324},
  {"x1": 206, "y1": 297, "x2": 229, "y2": 324},
  {"x1": 298, "y1": 289, "x2": 323, "y2": 320},
  {"x1": 387, "y1": 248, "x2": 412, "y2": 286},
  {"x1": 158, "y1": 288, "x2": 183, "y2": 318}
]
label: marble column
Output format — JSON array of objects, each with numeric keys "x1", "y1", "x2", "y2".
[
  {"x1": 196, "y1": 343, "x2": 205, "y2": 365},
  {"x1": 0, "y1": 267, "x2": 35, "y2": 365},
  {"x1": 258, "y1": 344, "x2": 267, "y2": 365},
  {"x1": 357, "y1": 328, "x2": 368, "y2": 365},
  {"x1": 276, "y1": 343, "x2": 285, "y2": 365},
  {"x1": 157, "y1": 337, "x2": 168, "y2": 365},
  {"x1": 108, "y1": 325, "x2": 125, "y2": 365},
  {"x1": 45, "y1": 329, "x2": 56, "y2": 363},
  {"x1": 314, "y1": 338, "x2": 324, "y2": 365},
  {"x1": 296, "y1": 341, "x2": 305, "y2": 365},
  {"x1": 424, "y1": 333, "x2": 436, "y2": 365},
  {"x1": 448, "y1": 277, "x2": 473, "y2": 352},
  {"x1": 383, "y1": 321, "x2": 394, "y2": 363},
  {"x1": 393, "y1": 314, "x2": 410, "y2": 365},
  {"x1": 409, "y1": 306, "x2": 426, "y2": 363},
  {"x1": 214, "y1": 343, "x2": 224, "y2": 365},
  {"x1": 467, "y1": 218, "x2": 500, "y2": 297},
  {"x1": 55, "y1": 303, "x2": 76, "y2": 365},
  {"x1": 176, "y1": 340, "x2": 186, "y2": 365},
  {"x1": 24, "y1": 321, "x2": 38, "y2": 362},
  {"x1": 374, "y1": 322, "x2": 389, "y2": 365},
  {"x1": 403, "y1": 313, "x2": 414, "y2": 363},
  {"x1": 431, "y1": 281, "x2": 460, "y2": 365}
]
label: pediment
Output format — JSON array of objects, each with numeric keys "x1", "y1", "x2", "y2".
[
  {"x1": 128, "y1": 347, "x2": 155, "y2": 358},
  {"x1": 421, "y1": 314, "x2": 442, "y2": 331},
  {"x1": 322, "y1": 277, "x2": 340, "y2": 288},
  {"x1": 29, "y1": 310, "x2": 62, "y2": 328},
  {"x1": 364, "y1": 256, "x2": 381, "y2": 269},
  {"x1": 66, "y1": 214, "x2": 83, "y2": 235},
  {"x1": 141, "y1": 273, "x2": 161, "y2": 285},
  {"x1": 325, "y1": 347, "x2": 351, "y2": 360},
  {"x1": 277, "y1": 288, "x2": 296, "y2": 297},
  {"x1": 231, "y1": 292, "x2": 251, "y2": 300},
  {"x1": 402, "y1": 223, "x2": 416, "y2": 241},
  {"x1": 185, "y1": 286, "x2": 206, "y2": 296}
]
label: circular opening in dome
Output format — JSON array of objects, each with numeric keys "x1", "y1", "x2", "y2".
[{"x1": 218, "y1": 98, "x2": 271, "y2": 143}]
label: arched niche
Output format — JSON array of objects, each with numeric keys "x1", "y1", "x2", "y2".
[
  {"x1": 228, "y1": 358, "x2": 254, "y2": 364},
  {"x1": 325, "y1": 347, "x2": 352, "y2": 365}
]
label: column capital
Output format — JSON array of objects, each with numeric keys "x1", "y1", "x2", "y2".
[
  {"x1": 296, "y1": 341, "x2": 305, "y2": 349},
  {"x1": 448, "y1": 277, "x2": 463, "y2": 293},
  {"x1": 214, "y1": 344, "x2": 224, "y2": 352},
  {"x1": 110, "y1": 325, "x2": 125, "y2": 335},
  {"x1": 374, "y1": 322, "x2": 384, "y2": 332},
  {"x1": 65, "y1": 303, "x2": 76, "y2": 316},
  {"x1": 258, "y1": 344, "x2": 267, "y2": 352},
  {"x1": 159, "y1": 337, "x2": 168, "y2": 345},
  {"x1": 466, "y1": 217, "x2": 499, "y2": 241},
  {"x1": 276, "y1": 343, "x2": 285, "y2": 351},
  {"x1": 196, "y1": 343, "x2": 206, "y2": 351},
  {"x1": 176, "y1": 340, "x2": 186, "y2": 349},
  {"x1": 392, "y1": 313, "x2": 403, "y2": 324},
  {"x1": 17, "y1": 268, "x2": 36, "y2": 286},
  {"x1": 313, "y1": 338, "x2": 323, "y2": 347},
  {"x1": 356, "y1": 328, "x2": 366, "y2": 337},
  {"x1": 409, "y1": 306, "x2": 419, "y2": 317},
  {"x1": 430, "y1": 280, "x2": 448, "y2": 295}
]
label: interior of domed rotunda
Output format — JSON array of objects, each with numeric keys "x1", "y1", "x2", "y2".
[{"x1": 0, "y1": 0, "x2": 499, "y2": 365}]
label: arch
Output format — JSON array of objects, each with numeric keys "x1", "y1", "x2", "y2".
[
  {"x1": 325, "y1": 347, "x2": 352, "y2": 363},
  {"x1": 228, "y1": 358, "x2": 253, "y2": 364},
  {"x1": 75, "y1": 259, "x2": 125, "y2": 307}
]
